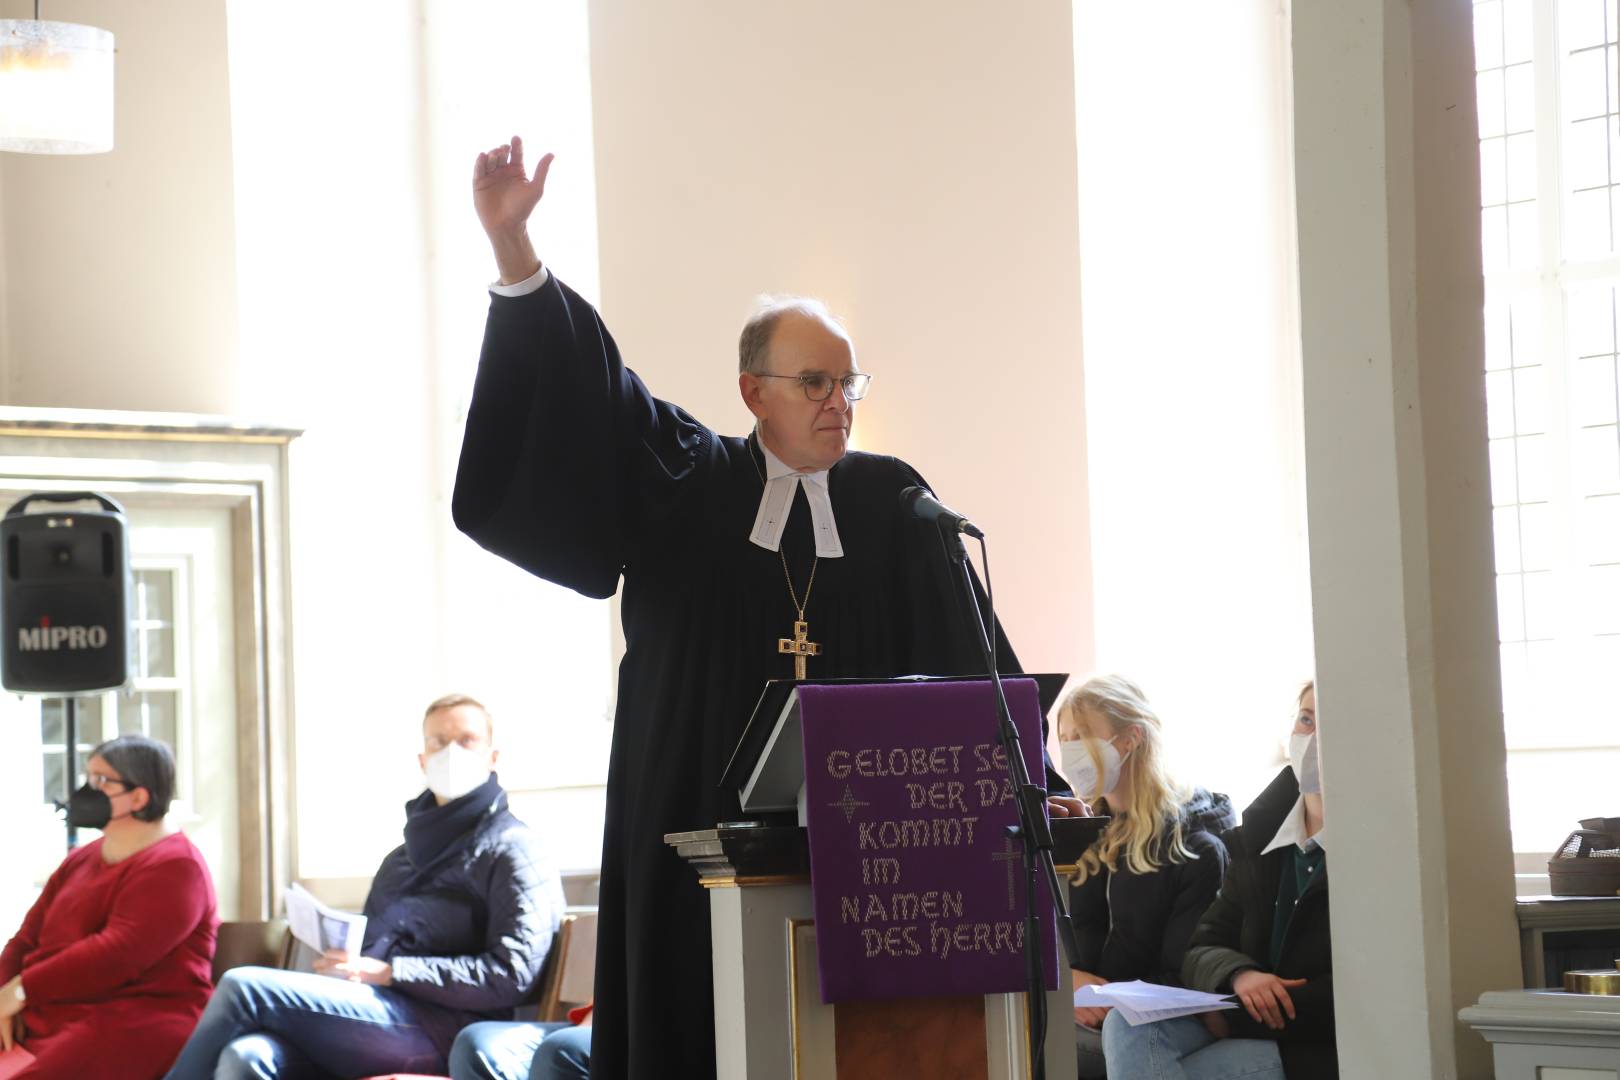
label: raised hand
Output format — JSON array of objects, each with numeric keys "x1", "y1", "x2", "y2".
[{"x1": 473, "y1": 135, "x2": 553, "y2": 284}]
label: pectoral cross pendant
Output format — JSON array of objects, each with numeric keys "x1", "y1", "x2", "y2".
[{"x1": 778, "y1": 619, "x2": 822, "y2": 680}]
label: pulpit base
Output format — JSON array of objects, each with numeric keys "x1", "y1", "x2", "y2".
[{"x1": 708, "y1": 877, "x2": 1073, "y2": 1080}]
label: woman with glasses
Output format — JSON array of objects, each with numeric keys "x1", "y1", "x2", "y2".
[{"x1": 0, "y1": 735, "x2": 218, "y2": 1079}]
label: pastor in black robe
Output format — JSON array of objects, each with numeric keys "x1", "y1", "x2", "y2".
[{"x1": 452, "y1": 273, "x2": 1060, "y2": 1079}]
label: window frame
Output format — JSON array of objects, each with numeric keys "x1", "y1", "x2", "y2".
[{"x1": 1475, "y1": 0, "x2": 1620, "y2": 867}]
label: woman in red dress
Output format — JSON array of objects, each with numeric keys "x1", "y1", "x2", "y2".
[{"x1": 0, "y1": 735, "x2": 218, "y2": 1079}]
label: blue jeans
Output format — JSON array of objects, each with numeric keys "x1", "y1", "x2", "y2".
[
  {"x1": 1101, "y1": 1012, "x2": 1285, "y2": 1080},
  {"x1": 163, "y1": 966, "x2": 462, "y2": 1080},
  {"x1": 530, "y1": 1026, "x2": 590, "y2": 1080},
  {"x1": 1075, "y1": 1018, "x2": 1108, "y2": 1077},
  {"x1": 448, "y1": 1021, "x2": 569, "y2": 1080}
]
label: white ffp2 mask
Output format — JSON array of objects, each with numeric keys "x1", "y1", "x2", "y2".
[
  {"x1": 424, "y1": 744, "x2": 491, "y2": 802},
  {"x1": 1288, "y1": 731, "x2": 1321, "y2": 795},
  {"x1": 1060, "y1": 737, "x2": 1128, "y2": 801}
]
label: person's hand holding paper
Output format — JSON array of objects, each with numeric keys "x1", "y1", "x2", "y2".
[
  {"x1": 283, "y1": 884, "x2": 367, "y2": 958},
  {"x1": 313, "y1": 949, "x2": 393, "y2": 986},
  {"x1": 1072, "y1": 979, "x2": 1240, "y2": 1027}
]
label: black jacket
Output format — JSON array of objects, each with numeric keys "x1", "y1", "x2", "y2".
[
  {"x1": 1070, "y1": 788, "x2": 1236, "y2": 985},
  {"x1": 361, "y1": 775, "x2": 564, "y2": 1022},
  {"x1": 1183, "y1": 767, "x2": 1336, "y2": 1079}
]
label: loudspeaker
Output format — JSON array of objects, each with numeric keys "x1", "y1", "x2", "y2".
[{"x1": 1, "y1": 492, "x2": 134, "y2": 694}]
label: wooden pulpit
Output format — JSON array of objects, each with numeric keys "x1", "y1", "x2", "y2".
[
  {"x1": 678, "y1": 674, "x2": 1102, "y2": 1080},
  {"x1": 667, "y1": 822, "x2": 1083, "y2": 1080}
]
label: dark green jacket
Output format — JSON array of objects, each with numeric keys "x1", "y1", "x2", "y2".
[{"x1": 1182, "y1": 767, "x2": 1336, "y2": 1079}]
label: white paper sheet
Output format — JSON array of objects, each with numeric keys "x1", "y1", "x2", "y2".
[
  {"x1": 1073, "y1": 979, "x2": 1241, "y2": 1027},
  {"x1": 283, "y1": 882, "x2": 367, "y2": 956}
]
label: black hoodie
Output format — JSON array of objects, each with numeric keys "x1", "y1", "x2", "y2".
[{"x1": 1068, "y1": 787, "x2": 1237, "y2": 986}]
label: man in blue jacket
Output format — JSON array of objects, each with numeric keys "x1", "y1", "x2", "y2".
[{"x1": 165, "y1": 694, "x2": 565, "y2": 1080}]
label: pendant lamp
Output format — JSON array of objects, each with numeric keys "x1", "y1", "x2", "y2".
[{"x1": 0, "y1": 1, "x2": 115, "y2": 154}]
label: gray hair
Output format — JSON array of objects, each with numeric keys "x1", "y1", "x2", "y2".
[
  {"x1": 737, "y1": 295, "x2": 844, "y2": 375},
  {"x1": 92, "y1": 734, "x2": 176, "y2": 822}
]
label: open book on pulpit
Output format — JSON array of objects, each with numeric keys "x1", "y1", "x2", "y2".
[{"x1": 719, "y1": 673, "x2": 1071, "y2": 821}]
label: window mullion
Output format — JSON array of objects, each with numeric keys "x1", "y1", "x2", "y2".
[
  {"x1": 1535, "y1": 0, "x2": 1596, "y2": 746},
  {"x1": 1534, "y1": 0, "x2": 1563, "y2": 268}
]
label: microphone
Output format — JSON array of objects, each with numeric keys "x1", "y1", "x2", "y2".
[{"x1": 899, "y1": 485, "x2": 984, "y2": 539}]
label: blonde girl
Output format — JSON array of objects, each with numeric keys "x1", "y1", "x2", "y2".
[{"x1": 1056, "y1": 675, "x2": 1235, "y2": 1078}]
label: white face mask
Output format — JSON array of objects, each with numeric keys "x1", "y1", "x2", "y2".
[
  {"x1": 423, "y1": 743, "x2": 491, "y2": 802},
  {"x1": 1288, "y1": 731, "x2": 1322, "y2": 795},
  {"x1": 1059, "y1": 737, "x2": 1129, "y2": 800}
]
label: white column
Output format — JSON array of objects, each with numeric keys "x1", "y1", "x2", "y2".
[{"x1": 1291, "y1": 0, "x2": 1522, "y2": 1076}]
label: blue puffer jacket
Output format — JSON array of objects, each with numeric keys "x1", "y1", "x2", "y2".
[{"x1": 360, "y1": 773, "x2": 564, "y2": 1021}]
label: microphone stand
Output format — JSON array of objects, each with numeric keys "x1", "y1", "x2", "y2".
[
  {"x1": 940, "y1": 527, "x2": 1082, "y2": 1080},
  {"x1": 60, "y1": 696, "x2": 79, "y2": 850}
]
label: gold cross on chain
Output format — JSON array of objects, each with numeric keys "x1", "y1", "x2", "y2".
[{"x1": 777, "y1": 619, "x2": 822, "y2": 680}]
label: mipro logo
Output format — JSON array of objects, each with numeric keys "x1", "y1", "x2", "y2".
[{"x1": 17, "y1": 615, "x2": 109, "y2": 652}]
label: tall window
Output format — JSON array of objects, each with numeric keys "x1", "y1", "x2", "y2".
[
  {"x1": 37, "y1": 566, "x2": 190, "y2": 807},
  {"x1": 1474, "y1": 0, "x2": 1620, "y2": 859}
]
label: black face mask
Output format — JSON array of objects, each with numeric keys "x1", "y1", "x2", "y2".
[{"x1": 66, "y1": 784, "x2": 115, "y2": 829}]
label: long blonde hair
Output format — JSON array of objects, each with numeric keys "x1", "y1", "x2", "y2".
[{"x1": 1058, "y1": 674, "x2": 1194, "y2": 882}]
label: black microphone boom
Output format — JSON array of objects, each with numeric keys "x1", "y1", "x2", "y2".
[{"x1": 898, "y1": 485, "x2": 984, "y2": 539}]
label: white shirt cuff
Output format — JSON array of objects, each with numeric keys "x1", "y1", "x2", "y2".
[{"x1": 489, "y1": 264, "x2": 550, "y2": 297}]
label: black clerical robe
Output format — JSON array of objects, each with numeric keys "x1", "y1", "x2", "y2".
[{"x1": 453, "y1": 274, "x2": 1059, "y2": 1080}]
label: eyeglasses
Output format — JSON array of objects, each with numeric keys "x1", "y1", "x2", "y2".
[
  {"x1": 755, "y1": 372, "x2": 872, "y2": 402},
  {"x1": 87, "y1": 772, "x2": 127, "y2": 792}
]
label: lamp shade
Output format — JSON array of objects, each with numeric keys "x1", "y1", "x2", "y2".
[{"x1": 0, "y1": 19, "x2": 115, "y2": 154}]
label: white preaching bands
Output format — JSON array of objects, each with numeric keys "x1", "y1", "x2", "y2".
[
  {"x1": 749, "y1": 437, "x2": 844, "y2": 559},
  {"x1": 490, "y1": 266, "x2": 846, "y2": 560}
]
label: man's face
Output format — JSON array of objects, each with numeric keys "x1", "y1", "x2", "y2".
[
  {"x1": 419, "y1": 704, "x2": 498, "y2": 773},
  {"x1": 740, "y1": 313, "x2": 859, "y2": 472}
]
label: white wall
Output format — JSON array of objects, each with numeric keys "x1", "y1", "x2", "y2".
[
  {"x1": 1073, "y1": 0, "x2": 1314, "y2": 807},
  {"x1": 223, "y1": 0, "x2": 616, "y2": 877},
  {"x1": 0, "y1": 0, "x2": 617, "y2": 881},
  {"x1": 0, "y1": 0, "x2": 240, "y2": 411},
  {"x1": 0, "y1": 0, "x2": 1138, "y2": 889},
  {"x1": 419, "y1": 0, "x2": 614, "y2": 872},
  {"x1": 220, "y1": 0, "x2": 451, "y2": 876},
  {"x1": 585, "y1": 0, "x2": 1095, "y2": 678}
]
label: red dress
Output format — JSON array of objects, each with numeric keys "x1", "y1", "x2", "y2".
[{"x1": 0, "y1": 832, "x2": 218, "y2": 1080}]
